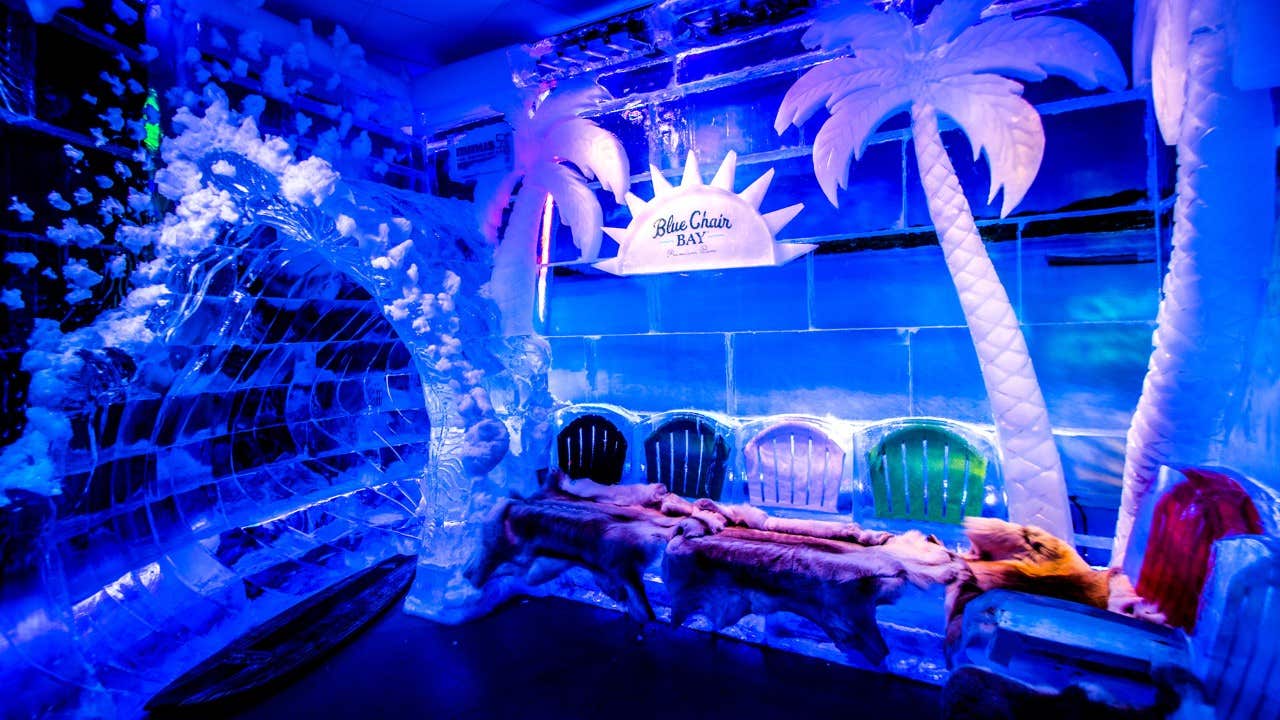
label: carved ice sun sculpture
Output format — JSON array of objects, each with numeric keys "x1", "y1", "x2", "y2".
[{"x1": 594, "y1": 151, "x2": 809, "y2": 276}]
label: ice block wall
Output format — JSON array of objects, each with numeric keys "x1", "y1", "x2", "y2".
[
  {"x1": 1221, "y1": 202, "x2": 1280, "y2": 492},
  {"x1": 437, "y1": 0, "x2": 1171, "y2": 564}
]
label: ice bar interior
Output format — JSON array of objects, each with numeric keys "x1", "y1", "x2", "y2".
[{"x1": 0, "y1": 0, "x2": 1278, "y2": 717}]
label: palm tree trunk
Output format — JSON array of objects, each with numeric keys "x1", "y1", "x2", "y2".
[
  {"x1": 910, "y1": 103, "x2": 1073, "y2": 543},
  {"x1": 489, "y1": 187, "x2": 548, "y2": 337},
  {"x1": 1113, "y1": 4, "x2": 1274, "y2": 568}
]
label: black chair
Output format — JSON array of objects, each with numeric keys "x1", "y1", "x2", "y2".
[{"x1": 556, "y1": 413, "x2": 629, "y2": 485}]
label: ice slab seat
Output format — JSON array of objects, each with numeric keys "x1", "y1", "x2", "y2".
[
  {"x1": 517, "y1": 404, "x2": 1008, "y2": 678},
  {"x1": 950, "y1": 466, "x2": 1280, "y2": 716},
  {"x1": 954, "y1": 589, "x2": 1191, "y2": 704},
  {"x1": 470, "y1": 485, "x2": 959, "y2": 668}
]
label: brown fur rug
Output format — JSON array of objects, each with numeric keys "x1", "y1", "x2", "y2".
[
  {"x1": 946, "y1": 518, "x2": 1165, "y2": 646},
  {"x1": 466, "y1": 497, "x2": 683, "y2": 621},
  {"x1": 663, "y1": 528, "x2": 904, "y2": 664}
]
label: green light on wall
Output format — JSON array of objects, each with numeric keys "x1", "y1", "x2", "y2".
[{"x1": 144, "y1": 90, "x2": 161, "y2": 152}]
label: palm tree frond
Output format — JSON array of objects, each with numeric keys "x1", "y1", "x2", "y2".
[
  {"x1": 531, "y1": 83, "x2": 611, "y2": 127},
  {"x1": 941, "y1": 15, "x2": 1127, "y2": 91},
  {"x1": 542, "y1": 119, "x2": 631, "y2": 202},
  {"x1": 918, "y1": 0, "x2": 991, "y2": 50},
  {"x1": 801, "y1": 1, "x2": 913, "y2": 53},
  {"x1": 928, "y1": 74, "x2": 1043, "y2": 217},
  {"x1": 774, "y1": 55, "x2": 901, "y2": 134},
  {"x1": 529, "y1": 163, "x2": 605, "y2": 261},
  {"x1": 1150, "y1": 0, "x2": 1190, "y2": 144},
  {"x1": 813, "y1": 86, "x2": 912, "y2": 206}
]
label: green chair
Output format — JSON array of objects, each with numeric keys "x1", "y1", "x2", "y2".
[{"x1": 858, "y1": 419, "x2": 1005, "y2": 533}]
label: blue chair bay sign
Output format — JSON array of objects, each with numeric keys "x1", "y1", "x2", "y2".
[{"x1": 594, "y1": 150, "x2": 811, "y2": 276}]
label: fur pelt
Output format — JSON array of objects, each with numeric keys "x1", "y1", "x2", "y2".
[
  {"x1": 663, "y1": 528, "x2": 902, "y2": 665},
  {"x1": 879, "y1": 530, "x2": 964, "y2": 588},
  {"x1": 545, "y1": 470, "x2": 903, "y2": 547},
  {"x1": 663, "y1": 494, "x2": 900, "y2": 547},
  {"x1": 466, "y1": 497, "x2": 682, "y2": 620},
  {"x1": 946, "y1": 518, "x2": 1165, "y2": 646},
  {"x1": 550, "y1": 471, "x2": 670, "y2": 508}
]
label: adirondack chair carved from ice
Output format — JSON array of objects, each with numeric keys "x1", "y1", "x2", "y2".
[
  {"x1": 951, "y1": 466, "x2": 1280, "y2": 717},
  {"x1": 552, "y1": 404, "x2": 638, "y2": 486},
  {"x1": 640, "y1": 411, "x2": 735, "y2": 502},
  {"x1": 740, "y1": 417, "x2": 850, "y2": 515},
  {"x1": 858, "y1": 419, "x2": 1006, "y2": 543}
]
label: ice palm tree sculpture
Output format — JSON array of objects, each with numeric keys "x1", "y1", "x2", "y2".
[
  {"x1": 482, "y1": 83, "x2": 630, "y2": 336},
  {"x1": 776, "y1": 0, "x2": 1125, "y2": 541},
  {"x1": 1113, "y1": 0, "x2": 1276, "y2": 566}
]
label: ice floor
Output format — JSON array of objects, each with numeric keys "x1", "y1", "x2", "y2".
[{"x1": 216, "y1": 596, "x2": 941, "y2": 720}]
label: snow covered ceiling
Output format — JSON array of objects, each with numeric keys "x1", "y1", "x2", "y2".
[{"x1": 263, "y1": 0, "x2": 655, "y2": 70}]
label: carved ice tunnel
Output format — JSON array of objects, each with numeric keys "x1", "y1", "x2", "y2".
[{"x1": 1, "y1": 227, "x2": 432, "y2": 716}]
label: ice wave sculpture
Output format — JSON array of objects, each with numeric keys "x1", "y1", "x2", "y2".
[{"x1": 0, "y1": 98, "x2": 551, "y2": 717}]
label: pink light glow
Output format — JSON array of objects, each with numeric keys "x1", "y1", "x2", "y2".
[{"x1": 535, "y1": 194, "x2": 553, "y2": 327}]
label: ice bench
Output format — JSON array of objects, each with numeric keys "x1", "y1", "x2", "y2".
[
  {"x1": 545, "y1": 405, "x2": 1006, "y2": 666},
  {"x1": 950, "y1": 466, "x2": 1280, "y2": 716},
  {"x1": 467, "y1": 478, "x2": 959, "y2": 667}
]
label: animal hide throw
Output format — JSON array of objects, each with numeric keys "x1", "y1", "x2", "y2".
[
  {"x1": 663, "y1": 528, "x2": 904, "y2": 665},
  {"x1": 471, "y1": 473, "x2": 967, "y2": 666},
  {"x1": 946, "y1": 518, "x2": 1165, "y2": 646},
  {"x1": 467, "y1": 497, "x2": 682, "y2": 620}
]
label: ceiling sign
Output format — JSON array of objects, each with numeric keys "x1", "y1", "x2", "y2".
[
  {"x1": 449, "y1": 122, "x2": 513, "y2": 181},
  {"x1": 593, "y1": 151, "x2": 811, "y2": 276}
]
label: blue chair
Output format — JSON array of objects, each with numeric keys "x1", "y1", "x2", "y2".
[{"x1": 639, "y1": 410, "x2": 735, "y2": 501}]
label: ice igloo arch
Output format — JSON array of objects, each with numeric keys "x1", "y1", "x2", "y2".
[{"x1": 0, "y1": 103, "x2": 551, "y2": 717}]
